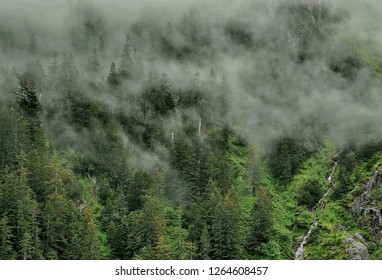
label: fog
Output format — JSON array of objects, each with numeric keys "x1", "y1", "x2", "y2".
[{"x1": 1, "y1": 0, "x2": 382, "y2": 156}]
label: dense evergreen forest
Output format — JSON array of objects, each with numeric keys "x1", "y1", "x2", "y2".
[{"x1": 1, "y1": 0, "x2": 382, "y2": 259}]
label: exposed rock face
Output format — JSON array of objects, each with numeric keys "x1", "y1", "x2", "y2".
[
  {"x1": 376, "y1": 231, "x2": 382, "y2": 242},
  {"x1": 345, "y1": 233, "x2": 369, "y2": 260},
  {"x1": 352, "y1": 171, "x2": 382, "y2": 233}
]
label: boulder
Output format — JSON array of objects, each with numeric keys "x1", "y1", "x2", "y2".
[{"x1": 345, "y1": 234, "x2": 369, "y2": 260}]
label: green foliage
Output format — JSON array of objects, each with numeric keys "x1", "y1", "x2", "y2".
[
  {"x1": 121, "y1": 196, "x2": 168, "y2": 259},
  {"x1": 0, "y1": 216, "x2": 16, "y2": 259},
  {"x1": 2, "y1": 55, "x2": 377, "y2": 261},
  {"x1": 369, "y1": 242, "x2": 382, "y2": 260},
  {"x1": 304, "y1": 225, "x2": 348, "y2": 260},
  {"x1": 164, "y1": 205, "x2": 196, "y2": 260},
  {"x1": 294, "y1": 206, "x2": 313, "y2": 229},
  {"x1": 296, "y1": 180, "x2": 324, "y2": 209},
  {"x1": 268, "y1": 136, "x2": 313, "y2": 185},
  {"x1": 143, "y1": 73, "x2": 175, "y2": 116},
  {"x1": 303, "y1": 202, "x2": 356, "y2": 260},
  {"x1": 331, "y1": 151, "x2": 357, "y2": 200},
  {"x1": 15, "y1": 76, "x2": 41, "y2": 119},
  {"x1": 289, "y1": 141, "x2": 335, "y2": 193},
  {"x1": 247, "y1": 186, "x2": 273, "y2": 255},
  {"x1": 272, "y1": 141, "x2": 337, "y2": 258},
  {"x1": 127, "y1": 171, "x2": 155, "y2": 211},
  {"x1": 299, "y1": 147, "x2": 382, "y2": 260},
  {"x1": 2, "y1": 9, "x2": 382, "y2": 261},
  {"x1": 0, "y1": 96, "x2": 107, "y2": 260},
  {"x1": 206, "y1": 181, "x2": 243, "y2": 259},
  {"x1": 355, "y1": 141, "x2": 382, "y2": 163},
  {"x1": 199, "y1": 224, "x2": 211, "y2": 260},
  {"x1": 107, "y1": 62, "x2": 119, "y2": 88}
]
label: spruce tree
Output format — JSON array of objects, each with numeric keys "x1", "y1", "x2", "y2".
[
  {"x1": 247, "y1": 186, "x2": 273, "y2": 254},
  {"x1": 119, "y1": 35, "x2": 133, "y2": 79},
  {"x1": 0, "y1": 216, "x2": 16, "y2": 259},
  {"x1": 200, "y1": 223, "x2": 211, "y2": 259},
  {"x1": 15, "y1": 77, "x2": 41, "y2": 119},
  {"x1": 107, "y1": 62, "x2": 119, "y2": 88},
  {"x1": 127, "y1": 171, "x2": 155, "y2": 212}
]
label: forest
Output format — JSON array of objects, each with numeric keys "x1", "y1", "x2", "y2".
[{"x1": 1, "y1": 0, "x2": 382, "y2": 260}]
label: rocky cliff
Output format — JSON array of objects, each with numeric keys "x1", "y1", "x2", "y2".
[{"x1": 352, "y1": 171, "x2": 382, "y2": 239}]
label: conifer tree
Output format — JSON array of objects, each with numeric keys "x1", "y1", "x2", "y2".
[
  {"x1": 152, "y1": 235, "x2": 172, "y2": 260},
  {"x1": 119, "y1": 35, "x2": 133, "y2": 79},
  {"x1": 140, "y1": 196, "x2": 165, "y2": 247},
  {"x1": 81, "y1": 208, "x2": 101, "y2": 259},
  {"x1": 247, "y1": 186, "x2": 273, "y2": 254},
  {"x1": 0, "y1": 152, "x2": 42, "y2": 260},
  {"x1": 107, "y1": 62, "x2": 119, "y2": 88},
  {"x1": 127, "y1": 171, "x2": 155, "y2": 211},
  {"x1": 15, "y1": 77, "x2": 41, "y2": 119},
  {"x1": 205, "y1": 180, "x2": 223, "y2": 259},
  {"x1": 0, "y1": 216, "x2": 16, "y2": 259},
  {"x1": 124, "y1": 196, "x2": 165, "y2": 259},
  {"x1": 42, "y1": 192, "x2": 72, "y2": 258},
  {"x1": 200, "y1": 223, "x2": 211, "y2": 260},
  {"x1": 14, "y1": 76, "x2": 45, "y2": 151},
  {"x1": 205, "y1": 181, "x2": 242, "y2": 259},
  {"x1": 221, "y1": 187, "x2": 242, "y2": 259}
]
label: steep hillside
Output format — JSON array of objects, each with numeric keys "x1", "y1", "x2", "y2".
[{"x1": 1, "y1": 0, "x2": 382, "y2": 260}]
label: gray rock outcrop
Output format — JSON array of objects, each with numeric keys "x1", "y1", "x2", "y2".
[
  {"x1": 351, "y1": 171, "x2": 382, "y2": 233},
  {"x1": 345, "y1": 233, "x2": 369, "y2": 260}
]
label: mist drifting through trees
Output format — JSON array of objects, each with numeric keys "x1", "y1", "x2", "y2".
[{"x1": 1, "y1": 0, "x2": 382, "y2": 260}]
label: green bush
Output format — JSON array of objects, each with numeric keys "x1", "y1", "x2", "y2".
[{"x1": 296, "y1": 180, "x2": 323, "y2": 209}]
